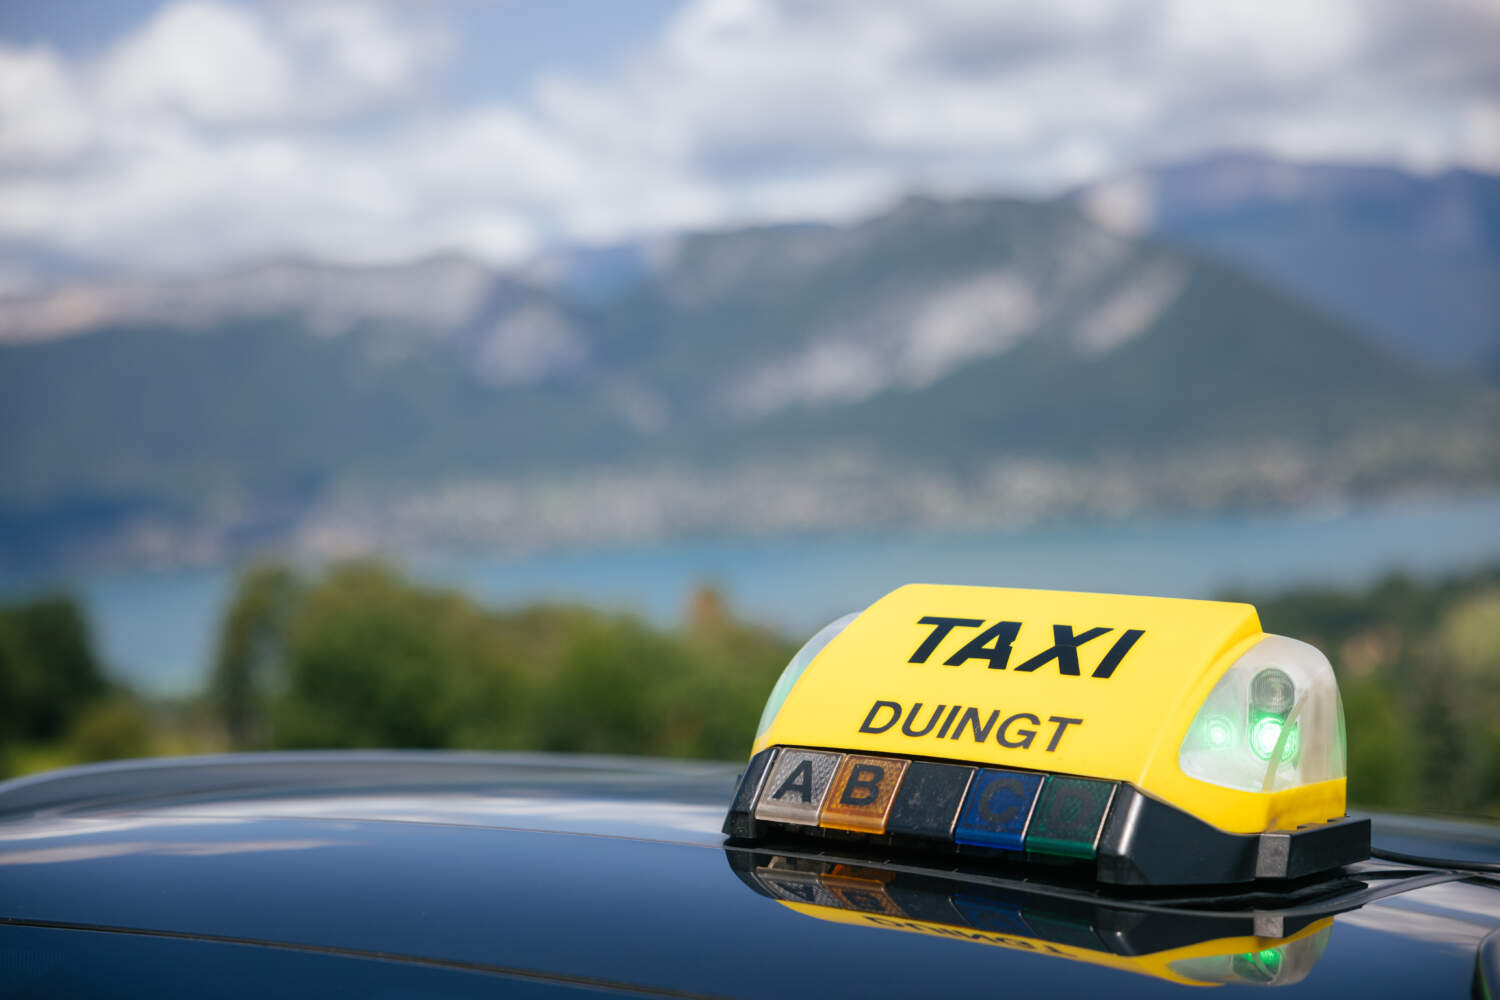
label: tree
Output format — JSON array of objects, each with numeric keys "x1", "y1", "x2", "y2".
[
  {"x1": 0, "y1": 595, "x2": 107, "y2": 743},
  {"x1": 270, "y1": 562, "x2": 531, "y2": 750},
  {"x1": 209, "y1": 562, "x2": 302, "y2": 748},
  {"x1": 68, "y1": 697, "x2": 151, "y2": 763}
]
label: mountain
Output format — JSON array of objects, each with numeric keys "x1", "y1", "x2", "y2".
[
  {"x1": 1071, "y1": 152, "x2": 1500, "y2": 375},
  {"x1": 1, "y1": 192, "x2": 1496, "y2": 568}
]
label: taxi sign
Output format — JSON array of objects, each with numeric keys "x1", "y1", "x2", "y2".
[{"x1": 726, "y1": 584, "x2": 1370, "y2": 886}]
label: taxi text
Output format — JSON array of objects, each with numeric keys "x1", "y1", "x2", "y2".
[{"x1": 908, "y1": 616, "x2": 1145, "y2": 678}]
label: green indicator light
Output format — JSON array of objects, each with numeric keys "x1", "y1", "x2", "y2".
[
  {"x1": 1250, "y1": 716, "x2": 1282, "y2": 759},
  {"x1": 1203, "y1": 714, "x2": 1234, "y2": 748},
  {"x1": 1281, "y1": 723, "x2": 1301, "y2": 761},
  {"x1": 1250, "y1": 716, "x2": 1300, "y2": 761},
  {"x1": 1024, "y1": 777, "x2": 1116, "y2": 860},
  {"x1": 1230, "y1": 947, "x2": 1285, "y2": 983}
]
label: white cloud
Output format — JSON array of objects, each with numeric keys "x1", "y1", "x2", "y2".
[
  {"x1": 99, "y1": 2, "x2": 295, "y2": 122},
  {"x1": 1161, "y1": 0, "x2": 1365, "y2": 81},
  {"x1": 510, "y1": 0, "x2": 1500, "y2": 240},
  {"x1": 0, "y1": 2, "x2": 466, "y2": 272},
  {"x1": 286, "y1": 3, "x2": 440, "y2": 108},
  {"x1": 94, "y1": 0, "x2": 442, "y2": 123},
  {"x1": 0, "y1": 0, "x2": 1496, "y2": 278},
  {"x1": 0, "y1": 45, "x2": 93, "y2": 164},
  {"x1": 1465, "y1": 104, "x2": 1500, "y2": 166}
]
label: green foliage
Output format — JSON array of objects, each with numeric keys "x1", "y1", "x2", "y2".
[
  {"x1": 209, "y1": 561, "x2": 302, "y2": 747},
  {"x1": 0, "y1": 593, "x2": 159, "y2": 779},
  {"x1": 1337, "y1": 677, "x2": 1414, "y2": 809},
  {"x1": 221, "y1": 563, "x2": 795, "y2": 761},
  {"x1": 531, "y1": 605, "x2": 788, "y2": 758},
  {"x1": 201, "y1": 557, "x2": 1500, "y2": 812},
  {"x1": 1440, "y1": 587, "x2": 1500, "y2": 677},
  {"x1": 271, "y1": 562, "x2": 532, "y2": 749},
  {"x1": 67, "y1": 697, "x2": 152, "y2": 763},
  {"x1": 0, "y1": 595, "x2": 107, "y2": 743}
]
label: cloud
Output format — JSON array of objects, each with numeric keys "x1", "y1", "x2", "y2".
[
  {"x1": 95, "y1": 0, "x2": 443, "y2": 123},
  {"x1": 0, "y1": 1, "x2": 466, "y2": 274},
  {"x1": 0, "y1": 0, "x2": 1496, "y2": 280},
  {"x1": 0, "y1": 45, "x2": 93, "y2": 164},
  {"x1": 99, "y1": 2, "x2": 296, "y2": 122},
  {"x1": 588, "y1": 0, "x2": 1494, "y2": 188}
]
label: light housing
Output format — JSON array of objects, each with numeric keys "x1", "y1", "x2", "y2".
[
  {"x1": 1179, "y1": 635, "x2": 1346, "y2": 794},
  {"x1": 754, "y1": 612, "x2": 859, "y2": 745}
]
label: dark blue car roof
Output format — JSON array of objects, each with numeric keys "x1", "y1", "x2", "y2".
[{"x1": 0, "y1": 752, "x2": 1497, "y2": 997}]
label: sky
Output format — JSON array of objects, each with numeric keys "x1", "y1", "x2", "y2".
[{"x1": 0, "y1": 0, "x2": 1497, "y2": 284}]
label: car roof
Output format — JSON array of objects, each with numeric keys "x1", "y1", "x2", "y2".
[{"x1": 1, "y1": 752, "x2": 1497, "y2": 997}]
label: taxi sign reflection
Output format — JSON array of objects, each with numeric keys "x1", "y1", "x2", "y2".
[{"x1": 727, "y1": 851, "x2": 1336, "y2": 988}]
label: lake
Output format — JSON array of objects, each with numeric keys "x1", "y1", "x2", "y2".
[{"x1": 13, "y1": 494, "x2": 1500, "y2": 695}]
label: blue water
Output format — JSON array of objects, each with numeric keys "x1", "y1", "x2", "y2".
[{"x1": 13, "y1": 494, "x2": 1500, "y2": 695}]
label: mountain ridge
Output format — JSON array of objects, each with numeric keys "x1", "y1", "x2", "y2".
[
  {"x1": 1070, "y1": 151, "x2": 1500, "y2": 374},
  {"x1": 2, "y1": 165, "x2": 1496, "y2": 569}
]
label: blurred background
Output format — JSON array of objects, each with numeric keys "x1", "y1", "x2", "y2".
[{"x1": 1, "y1": 0, "x2": 1497, "y2": 815}]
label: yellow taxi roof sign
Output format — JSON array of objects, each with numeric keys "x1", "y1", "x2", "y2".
[{"x1": 750, "y1": 584, "x2": 1344, "y2": 835}]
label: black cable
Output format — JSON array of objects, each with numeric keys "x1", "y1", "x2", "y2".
[{"x1": 1370, "y1": 846, "x2": 1500, "y2": 875}]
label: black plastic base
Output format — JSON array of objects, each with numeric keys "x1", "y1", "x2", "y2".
[
  {"x1": 1094, "y1": 786, "x2": 1370, "y2": 885},
  {"x1": 723, "y1": 748, "x2": 1371, "y2": 886},
  {"x1": 722, "y1": 747, "x2": 777, "y2": 840}
]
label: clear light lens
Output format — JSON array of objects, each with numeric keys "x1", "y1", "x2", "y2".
[
  {"x1": 1179, "y1": 635, "x2": 1345, "y2": 793},
  {"x1": 754, "y1": 611, "x2": 860, "y2": 743},
  {"x1": 1231, "y1": 947, "x2": 1285, "y2": 983},
  {"x1": 1168, "y1": 926, "x2": 1332, "y2": 986}
]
